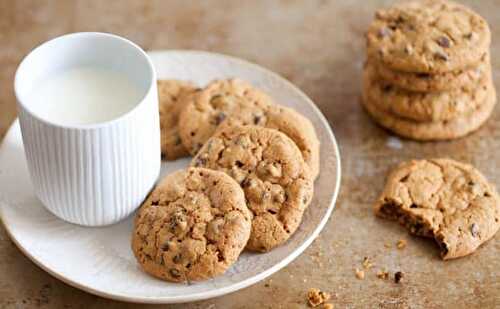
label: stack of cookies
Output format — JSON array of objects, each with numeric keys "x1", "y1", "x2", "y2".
[
  {"x1": 362, "y1": 0, "x2": 496, "y2": 141},
  {"x1": 132, "y1": 78, "x2": 320, "y2": 282}
]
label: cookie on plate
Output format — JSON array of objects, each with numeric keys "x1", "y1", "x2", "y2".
[
  {"x1": 361, "y1": 84, "x2": 496, "y2": 141},
  {"x1": 158, "y1": 80, "x2": 198, "y2": 160},
  {"x1": 178, "y1": 79, "x2": 275, "y2": 155},
  {"x1": 191, "y1": 125, "x2": 314, "y2": 252},
  {"x1": 372, "y1": 53, "x2": 490, "y2": 92},
  {"x1": 363, "y1": 63, "x2": 492, "y2": 122},
  {"x1": 217, "y1": 104, "x2": 321, "y2": 179},
  {"x1": 374, "y1": 159, "x2": 500, "y2": 259},
  {"x1": 366, "y1": 0, "x2": 491, "y2": 73},
  {"x1": 132, "y1": 167, "x2": 252, "y2": 282}
]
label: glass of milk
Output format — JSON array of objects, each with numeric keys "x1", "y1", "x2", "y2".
[{"x1": 14, "y1": 32, "x2": 160, "y2": 226}]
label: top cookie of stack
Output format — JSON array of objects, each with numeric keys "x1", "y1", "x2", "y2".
[{"x1": 362, "y1": 0, "x2": 496, "y2": 141}]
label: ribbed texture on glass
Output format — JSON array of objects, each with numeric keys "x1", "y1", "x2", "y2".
[{"x1": 17, "y1": 94, "x2": 160, "y2": 226}]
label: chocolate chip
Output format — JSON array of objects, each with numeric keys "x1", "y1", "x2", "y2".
[
  {"x1": 436, "y1": 36, "x2": 451, "y2": 48},
  {"x1": 378, "y1": 27, "x2": 392, "y2": 38},
  {"x1": 241, "y1": 178, "x2": 251, "y2": 187},
  {"x1": 173, "y1": 254, "x2": 182, "y2": 263},
  {"x1": 468, "y1": 181, "x2": 475, "y2": 186},
  {"x1": 416, "y1": 73, "x2": 431, "y2": 79},
  {"x1": 464, "y1": 33, "x2": 474, "y2": 40},
  {"x1": 217, "y1": 251, "x2": 224, "y2": 262},
  {"x1": 193, "y1": 156, "x2": 207, "y2": 167},
  {"x1": 214, "y1": 112, "x2": 226, "y2": 125},
  {"x1": 174, "y1": 135, "x2": 182, "y2": 145},
  {"x1": 262, "y1": 191, "x2": 271, "y2": 201},
  {"x1": 267, "y1": 209, "x2": 277, "y2": 215},
  {"x1": 302, "y1": 195, "x2": 310, "y2": 204},
  {"x1": 394, "y1": 271, "x2": 403, "y2": 283},
  {"x1": 161, "y1": 242, "x2": 170, "y2": 251},
  {"x1": 382, "y1": 84, "x2": 393, "y2": 92},
  {"x1": 470, "y1": 223, "x2": 479, "y2": 237},
  {"x1": 169, "y1": 269, "x2": 181, "y2": 278},
  {"x1": 410, "y1": 204, "x2": 417, "y2": 208},
  {"x1": 434, "y1": 51, "x2": 448, "y2": 61},
  {"x1": 151, "y1": 200, "x2": 159, "y2": 206},
  {"x1": 253, "y1": 114, "x2": 263, "y2": 125},
  {"x1": 235, "y1": 160, "x2": 244, "y2": 168}
]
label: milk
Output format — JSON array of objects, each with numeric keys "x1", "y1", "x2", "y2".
[{"x1": 27, "y1": 66, "x2": 143, "y2": 125}]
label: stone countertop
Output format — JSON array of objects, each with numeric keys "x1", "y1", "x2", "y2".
[{"x1": 1, "y1": 1, "x2": 499, "y2": 308}]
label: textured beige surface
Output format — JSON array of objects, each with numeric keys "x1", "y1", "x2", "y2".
[{"x1": 1, "y1": 1, "x2": 499, "y2": 308}]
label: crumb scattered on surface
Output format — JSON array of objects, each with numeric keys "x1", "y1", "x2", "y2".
[
  {"x1": 322, "y1": 304, "x2": 334, "y2": 309},
  {"x1": 376, "y1": 269, "x2": 389, "y2": 280},
  {"x1": 384, "y1": 242, "x2": 392, "y2": 248},
  {"x1": 397, "y1": 239, "x2": 407, "y2": 249},
  {"x1": 307, "y1": 288, "x2": 331, "y2": 307},
  {"x1": 395, "y1": 271, "x2": 404, "y2": 283},
  {"x1": 355, "y1": 268, "x2": 365, "y2": 280},
  {"x1": 362, "y1": 257, "x2": 373, "y2": 269}
]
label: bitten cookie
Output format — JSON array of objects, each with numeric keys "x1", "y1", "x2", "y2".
[
  {"x1": 372, "y1": 53, "x2": 490, "y2": 92},
  {"x1": 361, "y1": 84, "x2": 496, "y2": 141},
  {"x1": 366, "y1": 0, "x2": 491, "y2": 73},
  {"x1": 363, "y1": 63, "x2": 492, "y2": 122},
  {"x1": 374, "y1": 159, "x2": 500, "y2": 259},
  {"x1": 217, "y1": 104, "x2": 321, "y2": 179},
  {"x1": 178, "y1": 79, "x2": 274, "y2": 155},
  {"x1": 158, "y1": 80, "x2": 198, "y2": 160},
  {"x1": 191, "y1": 125, "x2": 314, "y2": 252},
  {"x1": 132, "y1": 167, "x2": 252, "y2": 282}
]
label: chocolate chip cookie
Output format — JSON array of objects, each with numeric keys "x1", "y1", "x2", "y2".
[
  {"x1": 191, "y1": 125, "x2": 314, "y2": 252},
  {"x1": 374, "y1": 159, "x2": 500, "y2": 259},
  {"x1": 178, "y1": 79, "x2": 274, "y2": 155},
  {"x1": 366, "y1": 0, "x2": 491, "y2": 73},
  {"x1": 158, "y1": 80, "x2": 198, "y2": 160},
  {"x1": 361, "y1": 84, "x2": 496, "y2": 140},
  {"x1": 372, "y1": 53, "x2": 490, "y2": 92},
  {"x1": 132, "y1": 167, "x2": 252, "y2": 282},
  {"x1": 363, "y1": 63, "x2": 493, "y2": 122},
  {"x1": 216, "y1": 104, "x2": 321, "y2": 179}
]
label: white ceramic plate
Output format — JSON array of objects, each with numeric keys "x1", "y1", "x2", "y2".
[{"x1": 0, "y1": 50, "x2": 341, "y2": 304}]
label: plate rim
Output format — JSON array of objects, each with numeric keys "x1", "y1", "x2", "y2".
[{"x1": 0, "y1": 49, "x2": 342, "y2": 304}]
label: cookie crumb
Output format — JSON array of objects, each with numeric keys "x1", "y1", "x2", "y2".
[
  {"x1": 355, "y1": 268, "x2": 365, "y2": 280},
  {"x1": 307, "y1": 288, "x2": 331, "y2": 307},
  {"x1": 376, "y1": 269, "x2": 389, "y2": 280},
  {"x1": 384, "y1": 242, "x2": 392, "y2": 248},
  {"x1": 362, "y1": 257, "x2": 373, "y2": 269},
  {"x1": 394, "y1": 271, "x2": 404, "y2": 283},
  {"x1": 396, "y1": 239, "x2": 407, "y2": 249},
  {"x1": 322, "y1": 304, "x2": 334, "y2": 309}
]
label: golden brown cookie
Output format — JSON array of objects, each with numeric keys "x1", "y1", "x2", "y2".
[
  {"x1": 363, "y1": 63, "x2": 492, "y2": 122},
  {"x1": 158, "y1": 80, "x2": 198, "y2": 160},
  {"x1": 366, "y1": 0, "x2": 491, "y2": 73},
  {"x1": 191, "y1": 125, "x2": 314, "y2": 252},
  {"x1": 216, "y1": 104, "x2": 321, "y2": 179},
  {"x1": 371, "y1": 53, "x2": 490, "y2": 92},
  {"x1": 178, "y1": 79, "x2": 275, "y2": 155},
  {"x1": 374, "y1": 159, "x2": 500, "y2": 259},
  {"x1": 361, "y1": 84, "x2": 496, "y2": 141},
  {"x1": 132, "y1": 167, "x2": 252, "y2": 282}
]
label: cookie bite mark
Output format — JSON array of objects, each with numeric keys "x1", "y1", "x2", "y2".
[
  {"x1": 191, "y1": 125, "x2": 314, "y2": 252},
  {"x1": 374, "y1": 159, "x2": 500, "y2": 259}
]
